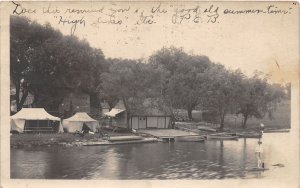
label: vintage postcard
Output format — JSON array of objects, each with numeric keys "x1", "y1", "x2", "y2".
[{"x1": 0, "y1": 1, "x2": 299, "y2": 188}]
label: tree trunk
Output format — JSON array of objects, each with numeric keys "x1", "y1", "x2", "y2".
[
  {"x1": 220, "y1": 116, "x2": 225, "y2": 130},
  {"x1": 126, "y1": 112, "x2": 130, "y2": 129},
  {"x1": 187, "y1": 108, "x2": 193, "y2": 120},
  {"x1": 18, "y1": 89, "x2": 28, "y2": 111},
  {"x1": 242, "y1": 114, "x2": 248, "y2": 129},
  {"x1": 219, "y1": 112, "x2": 225, "y2": 130},
  {"x1": 15, "y1": 80, "x2": 21, "y2": 111}
]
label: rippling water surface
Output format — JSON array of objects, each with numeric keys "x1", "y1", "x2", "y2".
[{"x1": 11, "y1": 132, "x2": 296, "y2": 179}]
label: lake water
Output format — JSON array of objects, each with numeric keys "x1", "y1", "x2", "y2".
[{"x1": 11, "y1": 132, "x2": 298, "y2": 180}]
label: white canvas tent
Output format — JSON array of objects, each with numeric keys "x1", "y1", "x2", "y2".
[
  {"x1": 10, "y1": 108, "x2": 62, "y2": 133},
  {"x1": 62, "y1": 112, "x2": 99, "y2": 133}
]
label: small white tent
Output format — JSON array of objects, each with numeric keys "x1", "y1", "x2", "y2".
[
  {"x1": 10, "y1": 108, "x2": 62, "y2": 133},
  {"x1": 62, "y1": 112, "x2": 99, "y2": 133}
]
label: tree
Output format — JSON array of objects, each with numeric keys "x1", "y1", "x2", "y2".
[
  {"x1": 10, "y1": 16, "x2": 107, "y2": 113},
  {"x1": 201, "y1": 65, "x2": 244, "y2": 130},
  {"x1": 237, "y1": 73, "x2": 285, "y2": 128},
  {"x1": 10, "y1": 16, "x2": 62, "y2": 110},
  {"x1": 148, "y1": 46, "x2": 212, "y2": 120}
]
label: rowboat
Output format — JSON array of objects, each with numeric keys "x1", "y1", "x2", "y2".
[
  {"x1": 245, "y1": 167, "x2": 269, "y2": 171},
  {"x1": 207, "y1": 134, "x2": 239, "y2": 140},
  {"x1": 82, "y1": 138, "x2": 157, "y2": 146},
  {"x1": 263, "y1": 129, "x2": 290, "y2": 133},
  {"x1": 176, "y1": 136, "x2": 205, "y2": 142},
  {"x1": 235, "y1": 132, "x2": 262, "y2": 138},
  {"x1": 197, "y1": 126, "x2": 217, "y2": 132},
  {"x1": 108, "y1": 135, "x2": 143, "y2": 142}
]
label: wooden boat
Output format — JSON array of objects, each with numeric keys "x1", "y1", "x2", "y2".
[
  {"x1": 246, "y1": 167, "x2": 269, "y2": 171},
  {"x1": 236, "y1": 132, "x2": 262, "y2": 138},
  {"x1": 207, "y1": 134, "x2": 239, "y2": 140},
  {"x1": 82, "y1": 138, "x2": 157, "y2": 146},
  {"x1": 263, "y1": 129, "x2": 290, "y2": 133},
  {"x1": 176, "y1": 136, "x2": 205, "y2": 142},
  {"x1": 197, "y1": 126, "x2": 217, "y2": 132},
  {"x1": 108, "y1": 135, "x2": 143, "y2": 142}
]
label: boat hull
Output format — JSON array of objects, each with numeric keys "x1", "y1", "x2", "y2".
[
  {"x1": 108, "y1": 136, "x2": 143, "y2": 142},
  {"x1": 176, "y1": 136, "x2": 205, "y2": 142},
  {"x1": 207, "y1": 135, "x2": 239, "y2": 140}
]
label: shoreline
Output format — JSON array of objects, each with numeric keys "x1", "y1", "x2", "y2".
[{"x1": 10, "y1": 125, "x2": 290, "y2": 148}]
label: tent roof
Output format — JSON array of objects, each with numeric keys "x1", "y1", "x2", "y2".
[
  {"x1": 10, "y1": 108, "x2": 60, "y2": 121},
  {"x1": 63, "y1": 112, "x2": 97, "y2": 122},
  {"x1": 104, "y1": 108, "x2": 125, "y2": 117}
]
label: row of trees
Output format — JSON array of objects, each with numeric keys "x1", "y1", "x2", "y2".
[
  {"x1": 101, "y1": 48, "x2": 288, "y2": 129},
  {"x1": 11, "y1": 16, "x2": 289, "y2": 129}
]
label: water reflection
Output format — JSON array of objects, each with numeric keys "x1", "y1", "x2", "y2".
[{"x1": 11, "y1": 133, "x2": 295, "y2": 179}]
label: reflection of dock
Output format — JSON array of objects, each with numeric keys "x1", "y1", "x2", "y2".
[{"x1": 138, "y1": 129, "x2": 199, "y2": 142}]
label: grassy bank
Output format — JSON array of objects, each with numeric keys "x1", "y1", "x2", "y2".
[{"x1": 11, "y1": 131, "x2": 135, "y2": 148}]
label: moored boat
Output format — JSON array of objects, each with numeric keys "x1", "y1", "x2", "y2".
[
  {"x1": 108, "y1": 135, "x2": 143, "y2": 142},
  {"x1": 197, "y1": 126, "x2": 217, "y2": 132},
  {"x1": 263, "y1": 129, "x2": 290, "y2": 133},
  {"x1": 235, "y1": 132, "x2": 262, "y2": 138},
  {"x1": 207, "y1": 134, "x2": 239, "y2": 140},
  {"x1": 82, "y1": 138, "x2": 157, "y2": 146},
  {"x1": 245, "y1": 167, "x2": 269, "y2": 171},
  {"x1": 176, "y1": 136, "x2": 205, "y2": 142}
]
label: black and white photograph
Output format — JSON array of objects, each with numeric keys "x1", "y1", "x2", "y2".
[{"x1": 0, "y1": 1, "x2": 299, "y2": 188}]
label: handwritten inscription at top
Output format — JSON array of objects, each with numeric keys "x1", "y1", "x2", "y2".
[{"x1": 11, "y1": 2, "x2": 295, "y2": 35}]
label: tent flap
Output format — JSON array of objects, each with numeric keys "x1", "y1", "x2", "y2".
[
  {"x1": 10, "y1": 119, "x2": 25, "y2": 133},
  {"x1": 85, "y1": 121, "x2": 100, "y2": 132},
  {"x1": 104, "y1": 108, "x2": 125, "y2": 117},
  {"x1": 63, "y1": 121, "x2": 83, "y2": 133}
]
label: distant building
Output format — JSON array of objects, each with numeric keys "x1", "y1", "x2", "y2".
[
  {"x1": 130, "y1": 108, "x2": 171, "y2": 129},
  {"x1": 105, "y1": 99, "x2": 172, "y2": 129}
]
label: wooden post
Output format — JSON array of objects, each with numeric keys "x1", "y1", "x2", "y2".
[{"x1": 146, "y1": 117, "x2": 147, "y2": 128}]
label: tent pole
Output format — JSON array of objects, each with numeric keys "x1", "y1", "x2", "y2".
[{"x1": 25, "y1": 121, "x2": 27, "y2": 133}]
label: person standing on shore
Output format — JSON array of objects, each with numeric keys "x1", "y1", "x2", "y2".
[
  {"x1": 255, "y1": 123, "x2": 265, "y2": 168},
  {"x1": 255, "y1": 140, "x2": 264, "y2": 168}
]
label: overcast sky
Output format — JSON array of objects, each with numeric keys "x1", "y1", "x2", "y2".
[{"x1": 8, "y1": 1, "x2": 298, "y2": 84}]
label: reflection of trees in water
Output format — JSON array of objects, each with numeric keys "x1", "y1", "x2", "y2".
[
  {"x1": 242, "y1": 138, "x2": 247, "y2": 170},
  {"x1": 11, "y1": 149, "x2": 50, "y2": 178},
  {"x1": 115, "y1": 144, "x2": 145, "y2": 178},
  {"x1": 124, "y1": 143, "x2": 169, "y2": 176},
  {"x1": 45, "y1": 147, "x2": 110, "y2": 179},
  {"x1": 218, "y1": 140, "x2": 226, "y2": 179}
]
